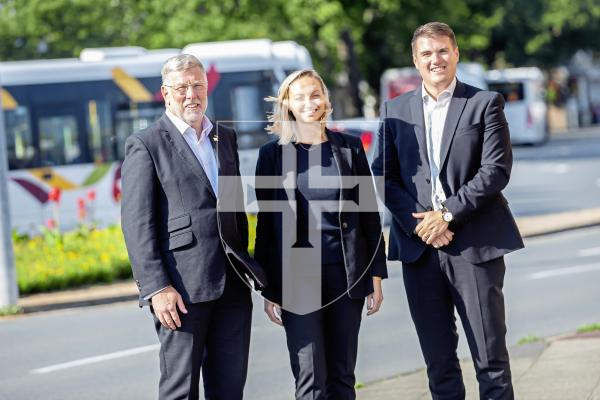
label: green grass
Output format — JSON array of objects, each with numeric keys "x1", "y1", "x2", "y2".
[
  {"x1": 0, "y1": 305, "x2": 23, "y2": 316},
  {"x1": 577, "y1": 323, "x2": 600, "y2": 334},
  {"x1": 518, "y1": 334, "x2": 541, "y2": 345},
  {"x1": 354, "y1": 381, "x2": 365, "y2": 389}
]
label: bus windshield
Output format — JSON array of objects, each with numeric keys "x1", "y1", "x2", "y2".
[{"x1": 3, "y1": 69, "x2": 277, "y2": 169}]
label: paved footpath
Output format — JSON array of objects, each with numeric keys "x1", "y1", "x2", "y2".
[{"x1": 358, "y1": 332, "x2": 600, "y2": 399}]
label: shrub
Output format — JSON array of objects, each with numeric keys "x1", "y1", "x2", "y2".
[
  {"x1": 15, "y1": 225, "x2": 131, "y2": 294},
  {"x1": 15, "y1": 214, "x2": 258, "y2": 294}
]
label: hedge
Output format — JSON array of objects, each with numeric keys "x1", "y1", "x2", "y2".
[{"x1": 14, "y1": 215, "x2": 257, "y2": 295}]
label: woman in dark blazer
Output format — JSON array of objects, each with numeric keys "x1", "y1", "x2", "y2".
[{"x1": 254, "y1": 69, "x2": 388, "y2": 400}]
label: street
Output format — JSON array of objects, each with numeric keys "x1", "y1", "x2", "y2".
[
  {"x1": 1, "y1": 225, "x2": 600, "y2": 400},
  {"x1": 506, "y1": 131, "x2": 600, "y2": 216}
]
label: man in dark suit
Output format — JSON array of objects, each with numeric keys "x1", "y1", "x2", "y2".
[
  {"x1": 121, "y1": 54, "x2": 252, "y2": 400},
  {"x1": 372, "y1": 22, "x2": 524, "y2": 400}
]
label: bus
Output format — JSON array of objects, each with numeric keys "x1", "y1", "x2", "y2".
[
  {"x1": 485, "y1": 67, "x2": 548, "y2": 145},
  {"x1": 0, "y1": 39, "x2": 312, "y2": 233}
]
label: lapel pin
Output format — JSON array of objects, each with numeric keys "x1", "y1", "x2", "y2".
[{"x1": 212, "y1": 135, "x2": 219, "y2": 142}]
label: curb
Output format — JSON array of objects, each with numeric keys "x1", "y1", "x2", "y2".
[
  {"x1": 16, "y1": 281, "x2": 138, "y2": 315},
  {"x1": 516, "y1": 207, "x2": 600, "y2": 238}
]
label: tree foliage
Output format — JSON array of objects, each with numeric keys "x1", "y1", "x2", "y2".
[{"x1": 1, "y1": 0, "x2": 599, "y2": 113}]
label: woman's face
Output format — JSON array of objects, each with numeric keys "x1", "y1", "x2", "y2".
[{"x1": 287, "y1": 76, "x2": 327, "y2": 123}]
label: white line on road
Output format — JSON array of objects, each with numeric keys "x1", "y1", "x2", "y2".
[
  {"x1": 529, "y1": 262, "x2": 600, "y2": 280},
  {"x1": 540, "y1": 163, "x2": 569, "y2": 174},
  {"x1": 578, "y1": 247, "x2": 600, "y2": 257},
  {"x1": 30, "y1": 344, "x2": 159, "y2": 374}
]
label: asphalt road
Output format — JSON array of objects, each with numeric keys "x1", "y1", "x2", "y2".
[
  {"x1": 2, "y1": 226, "x2": 600, "y2": 400},
  {"x1": 506, "y1": 131, "x2": 600, "y2": 216}
]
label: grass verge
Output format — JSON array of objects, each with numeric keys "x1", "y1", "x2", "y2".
[
  {"x1": 518, "y1": 334, "x2": 541, "y2": 345},
  {"x1": 577, "y1": 322, "x2": 600, "y2": 334}
]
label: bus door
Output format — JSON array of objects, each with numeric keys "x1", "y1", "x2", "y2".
[{"x1": 33, "y1": 101, "x2": 88, "y2": 167}]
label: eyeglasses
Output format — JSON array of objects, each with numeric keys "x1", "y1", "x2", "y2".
[{"x1": 163, "y1": 82, "x2": 207, "y2": 95}]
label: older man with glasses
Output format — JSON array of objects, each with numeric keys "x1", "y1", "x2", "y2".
[{"x1": 121, "y1": 54, "x2": 255, "y2": 400}]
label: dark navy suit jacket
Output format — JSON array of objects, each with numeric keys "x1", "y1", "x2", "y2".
[
  {"x1": 254, "y1": 130, "x2": 388, "y2": 305},
  {"x1": 372, "y1": 81, "x2": 524, "y2": 264}
]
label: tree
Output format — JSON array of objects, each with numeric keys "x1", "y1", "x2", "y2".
[{"x1": 2, "y1": 0, "x2": 600, "y2": 116}]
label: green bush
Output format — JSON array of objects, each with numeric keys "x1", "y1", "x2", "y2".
[
  {"x1": 15, "y1": 225, "x2": 131, "y2": 294},
  {"x1": 15, "y1": 215, "x2": 258, "y2": 295},
  {"x1": 247, "y1": 214, "x2": 256, "y2": 255}
]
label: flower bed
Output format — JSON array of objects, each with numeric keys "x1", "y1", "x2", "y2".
[
  {"x1": 14, "y1": 215, "x2": 257, "y2": 295},
  {"x1": 15, "y1": 225, "x2": 131, "y2": 294}
]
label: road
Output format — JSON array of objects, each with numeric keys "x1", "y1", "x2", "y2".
[
  {"x1": 506, "y1": 130, "x2": 600, "y2": 216},
  {"x1": 2, "y1": 226, "x2": 600, "y2": 400}
]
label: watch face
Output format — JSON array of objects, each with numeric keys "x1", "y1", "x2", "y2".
[{"x1": 443, "y1": 212, "x2": 453, "y2": 222}]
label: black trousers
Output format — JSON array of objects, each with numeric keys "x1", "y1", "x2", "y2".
[
  {"x1": 152, "y1": 269, "x2": 252, "y2": 400},
  {"x1": 281, "y1": 262, "x2": 365, "y2": 400},
  {"x1": 403, "y1": 248, "x2": 513, "y2": 400}
]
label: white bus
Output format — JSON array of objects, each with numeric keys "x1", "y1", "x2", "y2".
[
  {"x1": 0, "y1": 39, "x2": 312, "y2": 233},
  {"x1": 485, "y1": 67, "x2": 548, "y2": 145}
]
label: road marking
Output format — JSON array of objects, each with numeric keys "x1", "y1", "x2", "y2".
[
  {"x1": 529, "y1": 262, "x2": 600, "y2": 280},
  {"x1": 30, "y1": 344, "x2": 159, "y2": 374},
  {"x1": 578, "y1": 247, "x2": 600, "y2": 257},
  {"x1": 540, "y1": 163, "x2": 569, "y2": 174}
]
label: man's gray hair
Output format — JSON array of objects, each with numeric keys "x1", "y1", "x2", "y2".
[{"x1": 161, "y1": 54, "x2": 205, "y2": 85}]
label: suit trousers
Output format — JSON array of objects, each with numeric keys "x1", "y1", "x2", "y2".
[
  {"x1": 281, "y1": 262, "x2": 365, "y2": 400},
  {"x1": 402, "y1": 247, "x2": 513, "y2": 400},
  {"x1": 152, "y1": 268, "x2": 252, "y2": 400}
]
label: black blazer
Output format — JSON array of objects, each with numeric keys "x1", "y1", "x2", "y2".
[
  {"x1": 254, "y1": 129, "x2": 388, "y2": 304},
  {"x1": 121, "y1": 114, "x2": 249, "y2": 305},
  {"x1": 372, "y1": 81, "x2": 524, "y2": 265}
]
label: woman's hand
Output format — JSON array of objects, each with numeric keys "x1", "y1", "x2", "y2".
[
  {"x1": 264, "y1": 299, "x2": 283, "y2": 326},
  {"x1": 366, "y1": 277, "x2": 384, "y2": 316}
]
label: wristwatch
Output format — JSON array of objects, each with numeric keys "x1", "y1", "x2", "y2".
[{"x1": 441, "y1": 206, "x2": 453, "y2": 223}]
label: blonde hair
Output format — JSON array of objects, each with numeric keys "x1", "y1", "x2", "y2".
[{"x1": 265, "y1": 69, "x2": 333, "y2": 145}]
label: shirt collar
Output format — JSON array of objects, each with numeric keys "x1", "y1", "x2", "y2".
[
  {"x1": 165, "y1": 109, "x2": 213, "y2": 140},
  {"x1": 422, "y1": 77, "x2": 457, "y2": 104}
]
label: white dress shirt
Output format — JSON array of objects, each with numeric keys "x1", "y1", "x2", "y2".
[
  {"x1": 165, "y1": 110, "x2": 218, "y2": 194},
  {"x1": 422, "y1": 78, "x2": 457, "y2": 210}
]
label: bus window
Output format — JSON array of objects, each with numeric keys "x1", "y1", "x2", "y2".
[
  {"x1": 5, "y1": 106, "x2": 35, "y2": 170},
  {"x1": 209, "y1": 70, "x2": 275, "y2": 150},
  {"x1": 38, "y1": 115, "x2": 82, "y2": 166},
  {"x1": 114, "y1": 102, "x2": 164, "y2": 160},
  {"x1": 87, "y1": 100, "x2": 115, "y2": 163},
  {"x1": 488, "y1": 82, "x2": 525, "y2": 103},
  {"x1": 231, "y1": 85, "x2": 264, "y2": 149}
]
